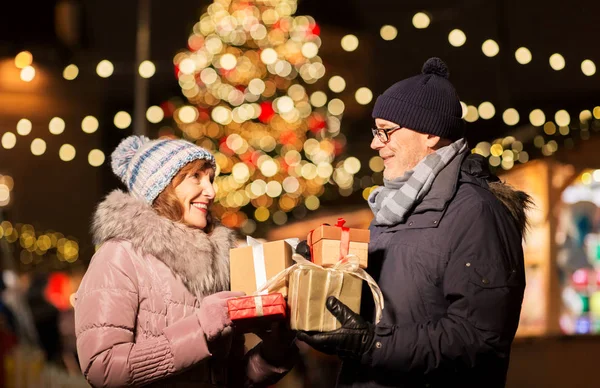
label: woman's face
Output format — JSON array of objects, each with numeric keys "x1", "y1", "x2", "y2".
[{"x1": 174, "y1": 167, "x2": 215, "y2": 229}]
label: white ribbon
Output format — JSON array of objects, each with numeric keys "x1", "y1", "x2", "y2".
[
  {"x1": 246, "y1": 237, "x2": 301, "y2": 295},
  {"x1": 256, "y1": 253, "x2": 385, "y2": 324}
]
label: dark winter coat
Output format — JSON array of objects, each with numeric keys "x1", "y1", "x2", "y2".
[{"x1": 338, "y1": 152, "x2": 531, "y2": 388}]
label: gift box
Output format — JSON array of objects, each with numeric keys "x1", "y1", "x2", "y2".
[
  {"x1": 230, "y1": 238, "x2": 294, "y2": 297},
  {"x1": 308, "y1": 218, "x2": 370, "y2": 269},
  {"x1": 227, "y1": 293, "x2": 287, "y2": 333},
  {"x1": 288, "y1": 266, "x2": 363, "y2": 332}
]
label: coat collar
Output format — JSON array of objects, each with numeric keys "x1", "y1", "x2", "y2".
[{"x1": 92, "y1": 190, "x2": 235, "y2": 300}]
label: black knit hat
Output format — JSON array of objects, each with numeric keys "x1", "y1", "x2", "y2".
[{"x1": 372, "y1": 57, "x2": 465, "y2": 140}]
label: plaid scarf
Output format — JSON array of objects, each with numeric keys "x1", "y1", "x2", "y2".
[{"x1": 368, "y1": 138, "x2": 468, "y2": 226}]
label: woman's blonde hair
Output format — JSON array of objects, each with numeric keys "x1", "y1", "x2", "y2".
[{"x1": 152, "y1": 159, "x2": 215, "y2": 232}]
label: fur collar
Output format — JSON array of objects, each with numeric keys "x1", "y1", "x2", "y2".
[{"x1": 92, "y1": 190, "x2": 235, "y2": 300}]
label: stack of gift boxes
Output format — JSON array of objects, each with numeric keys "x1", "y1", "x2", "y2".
[{"x1": 227, "y1": 218, "x2": 376, "y2": 333}]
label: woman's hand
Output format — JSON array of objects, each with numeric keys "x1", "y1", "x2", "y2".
[{"x1": 198, "y1": 291, "x2": 245, "y2": 341}]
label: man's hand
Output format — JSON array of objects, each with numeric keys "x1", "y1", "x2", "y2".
[{"x1": 297, "y1": 296, "x2": 375, "y2": 360}]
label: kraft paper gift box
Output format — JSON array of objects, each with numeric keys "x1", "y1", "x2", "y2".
[
  {"x1": 230, "y1": 237, "x2": 295, "y2": 297},
  {"x1": 227, "y1": 293, "x2": 287, "y2": 333},
  {"x1": 289, "y1": 265, "x2": 363, "y2": 332},
  {"x1": 308, "y1": 218, "x2": 370, "y2": 269}
]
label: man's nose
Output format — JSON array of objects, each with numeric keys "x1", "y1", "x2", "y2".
[{"x1": 370, "y1": 136, "x2": 383, "y2": 150}]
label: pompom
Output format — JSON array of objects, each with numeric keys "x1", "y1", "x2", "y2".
[
  {"x1": 422, "y1": 57, "x2": 450, "y2": 79},
  {"x1": 111, "y1": 135, "x2": 150, "y2": 182}
]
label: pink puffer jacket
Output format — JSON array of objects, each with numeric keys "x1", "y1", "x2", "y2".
[{"x1": 75, "y1": 191, "x2": 294, "y2": 387}]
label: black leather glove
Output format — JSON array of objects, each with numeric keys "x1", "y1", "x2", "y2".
[
  {"x1": 296, "y1": 239, "x2": 312, "y2": 260},
  {"x1": 296, "y1": 296, "x2": 375, "y2": 360}
]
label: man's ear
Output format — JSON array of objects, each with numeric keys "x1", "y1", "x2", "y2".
[{"x1": 425, "y1": 135, "x2": 442, "y2": 149}]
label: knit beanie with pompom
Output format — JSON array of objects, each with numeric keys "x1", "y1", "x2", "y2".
[{"x1": 372, "y1": 57, "x2": 465, "y2": 140}]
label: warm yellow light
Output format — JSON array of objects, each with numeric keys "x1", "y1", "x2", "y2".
[
  {"x1": 260, "y1": 48, "x2": 278, "y2": 65},
  {"x1": 179, "y1": 106, "x2": 198, "y2": 124},
  {"x1": 555, "y1": 110, "x2": 570, "y2": 127},
  {"x1": 0, "y1": 185, "x2": 9, "y2": 203},
  {"x1": 594, "y1": 107, "x2": 600, "y2": 120},
  {"x1": 62, "y1": 64, "x2": 79, "y2": 80},
  {"x1": 30, "y1": 138, "x2": 46, "y2": 156},
  {"x1": 328, "y1": 99, "x2": 345, "y2": 115},
  {"x1": 219, "y1": 54, "x2": 237, "y2": 70},
  {"x1": 96, "y1": 60, "x2": 114, "y2": 77},
  {"x1": 49, "y1": 117, "x2": 66, "y2": 135},
  {"x1": 581, "y1": 60, "x2": 596, "y2": 76},
  {"x1": 305, "y1": 195, "x2": 320, "y2": 211},
  {"x1": 343, "y1": 157, "x2": 361, "y2": 174},
  {"x1": 369, "y1": 156, "x2": 384, "y2": 172},
  {"x1": 412, "y1": 12, "x2": 431, "y2": 29},
  {"x1": 448, "y1": 29, "x2": 466, "y2": 47},
  {"x1": 310, "y1": 91, "x2": 327, "y2": 107},
  {"x1": 146, "y1": 106, "x2": 164, "y2": 123},
  {"x1": 355, "y1": 87, "x2": 373, "y2": 105},
  {"x1": 59, "y1": 144, "x2": 76, "y2": 161},
  {"x1": 302, "y1": 42, "x2": 319, "y2": 58},
  {"x1": 380, "y1": 25, "x2": 398, "y2": 40},
  {"x1": 580, "y1": 110, "x2": 592, "y2": 123},
  {"x1": 529, "y1": 109, "x2": 545, "y2": 126},
  {"x1": 543, "y1": 122, "x2": 556, "y2": 135},
  {"x1": 1, "y1": 133, "x2": 17, "y2": 149},
  {"x1": 179, "y1": 58, "x2": 196, "y2": 75},
  {"x1": 515, "y1": 47, "x2": 532, "y2": 65},
  {"x1": 502, "y1": 108, "x2": 519, "y2": 126},
  {"x1": 16, "y1": 119, "x2": 32, "y2": 136},
  {"x1": 490, "y1": 144, "x2": 503, "y2": 157},
  {"x1": 81, "y1": 116, "x2": 99, "y2": 134},
  {"x1": 211, "y1": 106, "x2": 232, "y2": 125},
  {"x1": 248, "y1": 79, "x2": 266, "y2": 95},
  {"x1": 460, "y1": 102, "x2": 468, "y2": 118},
  {"x1": 113, "y1": 111, "x2": 131, "y2": 129},
  {"x1": 328, "y1": 76, "x2": 346, "y2": 93},
  {"x1": 254, "y1": 207, "x2": 270, "y2": 222},
  {"x1": 276, "y1": 96, "x2": 294, "y2": 113},
  {"x1": 341, "y1": 35, "x2": 359, "y2": 52},
  {"x1": 266, "y1": 181, "x2": 283, "y2": 198},
  {"x1": 261, "y1": 159, "x2": 278, "y2": 177},
  {"x1": 88, "y1": 149, "x2": 105, "y2": 167},
  {"x1": 549, "y1": 53, "x2": 565, "y2": 71},
  {"x1": 478, "y1": 102, "x2": 495, "y2": 119},
  {"x1": 465, "y1": 105, "x2": 479, "y2": 122},
  {"x1": 20, "y1": 66, "x2": 35, "y2": 82},
  {"x1": 15, "y1": 51, "x2": 33, "y2": 69},
  {"x1": 482, "y1": 39, "x2": 500, "y2": 57},
  {"x1": 138, "y1": 60, "x2": 156, "y2": 78}
]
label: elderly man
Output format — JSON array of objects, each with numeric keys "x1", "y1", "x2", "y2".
[{"x1": 298, "y1": 57, "x2": 531, "y2": 388}]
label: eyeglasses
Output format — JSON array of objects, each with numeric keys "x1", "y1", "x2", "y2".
[{"x1": 371, "y1": 126, "x2": 401, "y2": 143}]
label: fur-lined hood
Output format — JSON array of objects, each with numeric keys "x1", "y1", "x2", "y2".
[
  {"x1": 92, "y1": 190, "x2": 235, "y2": 300},
  {"x1": 461, "y1": 154, "x2": 533, "y2": 235}
]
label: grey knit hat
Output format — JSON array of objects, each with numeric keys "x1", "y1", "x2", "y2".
[{"x1": 372, "y1": 57, "x2": 465, "y2": 140}]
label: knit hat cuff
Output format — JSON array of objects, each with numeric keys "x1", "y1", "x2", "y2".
[
  {"x1": 143, "y1": 150, "x2": 215, "y2": 204},
  {"x1": 372, "y1": 95, "x2": 465, "y2": 140}
]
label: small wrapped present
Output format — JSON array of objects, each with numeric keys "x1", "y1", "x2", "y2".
[
  {"x1": 227, "y1": 293, "x2": 287, "y2": 332},
  {"x1": 287, "y1": 254, "x2": 384, "y2": 332},
  {"x1": 308, "y1": 218, "x2": 370, "y2": 269},
  {"x1": 230, "y1": 237, "x2": 296, "y2": 297}
]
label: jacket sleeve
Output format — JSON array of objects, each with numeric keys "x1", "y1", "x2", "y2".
[
  {"x1": 75, "y1": 241, "x2": 212, "y2": 388},
  {"x1": 363, "y1": 201, "x2": 525, "y2": 375}
]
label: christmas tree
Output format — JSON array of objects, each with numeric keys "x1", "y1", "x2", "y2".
[{"x1": 171, "y1": 0, "x2": 352, "y2": 235}]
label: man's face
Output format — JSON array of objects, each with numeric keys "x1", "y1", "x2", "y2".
[{"x1": 370, "y1": 118, "x2": 433, "y2": 180}]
